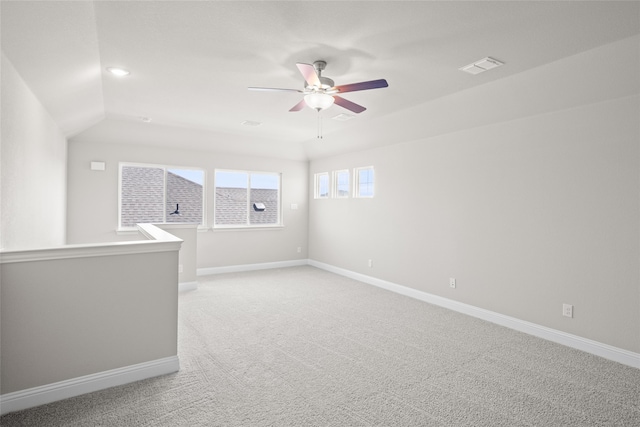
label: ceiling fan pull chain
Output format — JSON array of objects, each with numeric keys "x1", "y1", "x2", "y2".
[{"x1": 317, "y1": 113, "x2": 323, "y2": 139}]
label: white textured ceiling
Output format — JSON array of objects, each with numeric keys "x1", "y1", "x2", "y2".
[{"x1": 2, "y1": 1, "x2": 639, "y2": 160}]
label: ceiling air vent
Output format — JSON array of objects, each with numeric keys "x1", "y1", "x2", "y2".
[
  {"x1": 332, "y1": 113, "x2": 355, "y2": 122},
  {"x1": 459, "y1": 57, "x2": 504, "y2": 75}
]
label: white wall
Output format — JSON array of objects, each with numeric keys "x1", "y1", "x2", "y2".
[
  {"x1": 159, "y1": 224, "x2": 198, "y2": 285},
  {"x1": 1, "y1": 246, "x2": 179, "y2": 395},
  {"x1": 309, "y1": 94, "x2": 639, "y2": 353},
  {"x1": 1, "y1": 53, "x2": 67, "y2": 249},
  {"x1": 66, "y1": 141, "x2": 308, "y2": 269}
]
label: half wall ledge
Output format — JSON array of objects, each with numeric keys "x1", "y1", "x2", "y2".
[
  {"x1": 0, "y1": 223, "x2": 183, "y2": 264},
  {"x1": 0, "y1": 224, "x2": 182, "y2": 414}
]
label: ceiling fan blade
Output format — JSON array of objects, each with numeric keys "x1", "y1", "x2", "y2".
[
  {"x1": 289, "y1": 99, "x2": 307, "y2": 112},
  {"x1": 248, "y1": 87, "x2": 302, "y2": 93},
  {"x1": 334, "y1": 79, "x2": 388, "y2": 93},
  {"x1": 333, "y1": 96, "x2": 366, "y2": 114},
  {"x1": 296, "y1": 63, "x2": 321, "y2": 87}
]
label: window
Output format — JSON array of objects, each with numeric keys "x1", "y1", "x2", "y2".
[
  {"x1": 354, "y1": 166, "x2": 375, "y2": 198},
  {"x1": 214, "y1": 170, "x2": 281, "y2": 227},
  {"x1": 314, "y1": 172, "x2": 329, "y2": 199},
  {"x1": 119, "y1": 163, "x2": 205, "y2": 229},
  {"x1": 333, "y1": 170, "x2": 350, "y2": 198}
]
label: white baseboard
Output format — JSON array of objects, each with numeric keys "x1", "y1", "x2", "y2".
[
  {"x1": 194, "y1": 259, "x2": 638, "y2": 368},
  {"x1": 0, "y1": 356, "x2": 179, "y2": 416},
  {"x1": 197, "y1": 259, "x2": 308, "y2": 276},
  {"x1": 179, "y1": 281, "x2": 198, "y2": 292},
  {"x1": 308, "y1": 260, "x2": 640, "y2": 369}
]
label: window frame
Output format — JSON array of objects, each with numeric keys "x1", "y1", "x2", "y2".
[
  {"x1": 354, "y1": 166, "x2": 375, "y2": 198},
  {"x1": 213, "y1": 168, "x2": 282, "y2": 229},
  {"x1": 332, "y1": 169, "x2": 350, "y2": 198},
  {"x1": 314, "y1": 172, "x2": 330, "y2": 199},
  {"x1": 118, "y1": 162, "x2": 206, "y2": 231}
]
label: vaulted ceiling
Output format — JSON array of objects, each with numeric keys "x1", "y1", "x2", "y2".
[{"x1": 2, "y1": 1, "x2": 639, "y2": 160}]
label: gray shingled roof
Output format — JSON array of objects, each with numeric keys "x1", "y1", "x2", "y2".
[
  {"x1": 121, "y1": 166, "x2": 277, "y2": 227},
  {"x1": 121, "y1": 166, "x2": 203, "y2": 227},
  {"x1": 121, "y1": 166, "x2": 165, "y2": 227},
  {"x1": 166, "y1": 172, "x2": 203, "y2": 224},
  {"x1": 215, "y1": 187, "x2": 279, "y2": 225}
]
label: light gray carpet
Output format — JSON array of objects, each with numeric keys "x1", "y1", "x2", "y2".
[{"x1": 2, "y1": 266, "x2": 639, "y2": 426}]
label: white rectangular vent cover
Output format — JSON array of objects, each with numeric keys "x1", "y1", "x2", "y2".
[
  {"x1": 241, "y1": 120, "x2": 262, "y2": 127},
  {"x1": 332, "y1": 113, "x2": 355, "y2": 121},
  {"x1": 459, "y1": 57, "x2": 504, "y2": 75}
]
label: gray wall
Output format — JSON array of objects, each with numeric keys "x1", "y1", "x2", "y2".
[
  {"x1": 309, "y1": 94, "x2": 639, "y2": 353},
  {"x1": 1, "y1": 53, "x2": 67, "y2": 250},
  {"x1": 159, "y1": 224, "x2": 198, "y2": 284},
  {"x1": 1, "y1": 249, "x2": 179, "y2": 394},
  {"x1": 66, "y1": 141, "x2": 309, "y2": 269}
]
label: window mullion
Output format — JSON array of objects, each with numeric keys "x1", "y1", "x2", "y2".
[
  {"x1": 246, "y1": 173, "x2": 251, "y2": 226},
  {"x1": 162, "y1": 168, "x2": 168, "y2": 223}
]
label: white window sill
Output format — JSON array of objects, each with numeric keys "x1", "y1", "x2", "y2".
[
  {"x1": 211, "y1": 225, "x2": 284, "y2": 231},
  {"x1": 117, "y1": 223, "x2": 206, "y2": 235}
]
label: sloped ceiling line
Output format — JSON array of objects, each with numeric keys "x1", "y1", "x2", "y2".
[{"x1": 2, "y1": 1, "x2": 639, "y2": 160}]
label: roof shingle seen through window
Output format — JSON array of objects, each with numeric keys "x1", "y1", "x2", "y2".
[
  {"x1": 166, "y1": 172, "x2": 203, "y2": 224},
  {"x1": 215, "y1": 187, "x2": 278, "y2": 225},
  {"x1": 121, "y1": 167, "x2": 203, "y2": 227}
]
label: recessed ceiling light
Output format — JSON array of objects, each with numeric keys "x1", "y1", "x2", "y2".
[
  {"x1": 107, "y1": 67, "x2": 130, "y2": 77},
  {"x1": 140, "y1": 117, "x2": 152, "y2": 123},
  {"x1": 459, "y1": 57, "x2": 503, "y2": 75},
  {"x1": 241, "y1": 120, "x2": 262, "y2": 127}
]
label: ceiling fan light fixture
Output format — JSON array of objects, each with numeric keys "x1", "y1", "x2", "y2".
[{"x1": 304, "y1": 93, "x2": 334, "y2": 111}]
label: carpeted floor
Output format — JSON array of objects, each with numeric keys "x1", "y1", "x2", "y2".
[{"x1": 2, "y1": 266, "x2": 639, "y2": 426}]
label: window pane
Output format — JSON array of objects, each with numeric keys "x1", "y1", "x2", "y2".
[
  {"x1": 249, "y1": 173, "x2": 279, "y2": 225},
  {"x1": 121, "y1": 166, "x2": 164, "y2": 227},
  {"x1": 335, "y1": 170, "x2": 349, "y2": 198},
  {"x1": 315, "y1": 173, "x2": 329, "y2": 199},
  {"x1": 214, "y1": 170, "x2": 281, "y2": 227},
  {"x1": 215, "y1": 171, "x2": 248, "y2": 225},
  {"x1": 357, "y1": 168, "x2": 374, "y2": 197},
  {"x1": 319, "y1": 175, "x2": 329, "y2": 197},
  {"x1": 166, "y1": 169, "x2": 204, "y2": 224},
  {"x1": 215, "y1": 170, "x2": 247, "y2": 188},
  {"x1": 250, "y1": 173, "x2": 279, "y2": 190}
]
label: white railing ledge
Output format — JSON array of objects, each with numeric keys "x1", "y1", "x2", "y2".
[
  {"x1": 137, "y1": 223, "x2": 183, "y2": 242},
  {"x1": 0, "y1": 224, "x2": 182, "y2": 264}
]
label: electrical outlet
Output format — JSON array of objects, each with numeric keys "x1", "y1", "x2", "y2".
[
  {"x1": 178, "y1": 264, "x2": 183, "y2": 274},
  {"x1": 449, "y1": 278, "x2": 456, "y2": 288},
  {"x1": 297, "y1": 247, "x2": 301, "y2": 253},
  {"x1": 368, "y1": 259, "x2": 373, "y2": 268},
  {"x1": 563, "y1": 303, "x2": 573, "y2": 318}
]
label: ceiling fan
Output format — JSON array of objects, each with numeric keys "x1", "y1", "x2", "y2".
[{"x1": 248, "y1": 60, "x2": 388, "y2": 114}]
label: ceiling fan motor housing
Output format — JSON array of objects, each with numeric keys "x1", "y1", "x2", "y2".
[
  {"x1": 313, "y1": 60, "x2": 327, "y2": 72},
  {"x1": 317, "y1": 77, "x2": 335, "y2": 90},
  {"x1": 305, "y1": 60, "x2": 334, "y2": 90}
]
